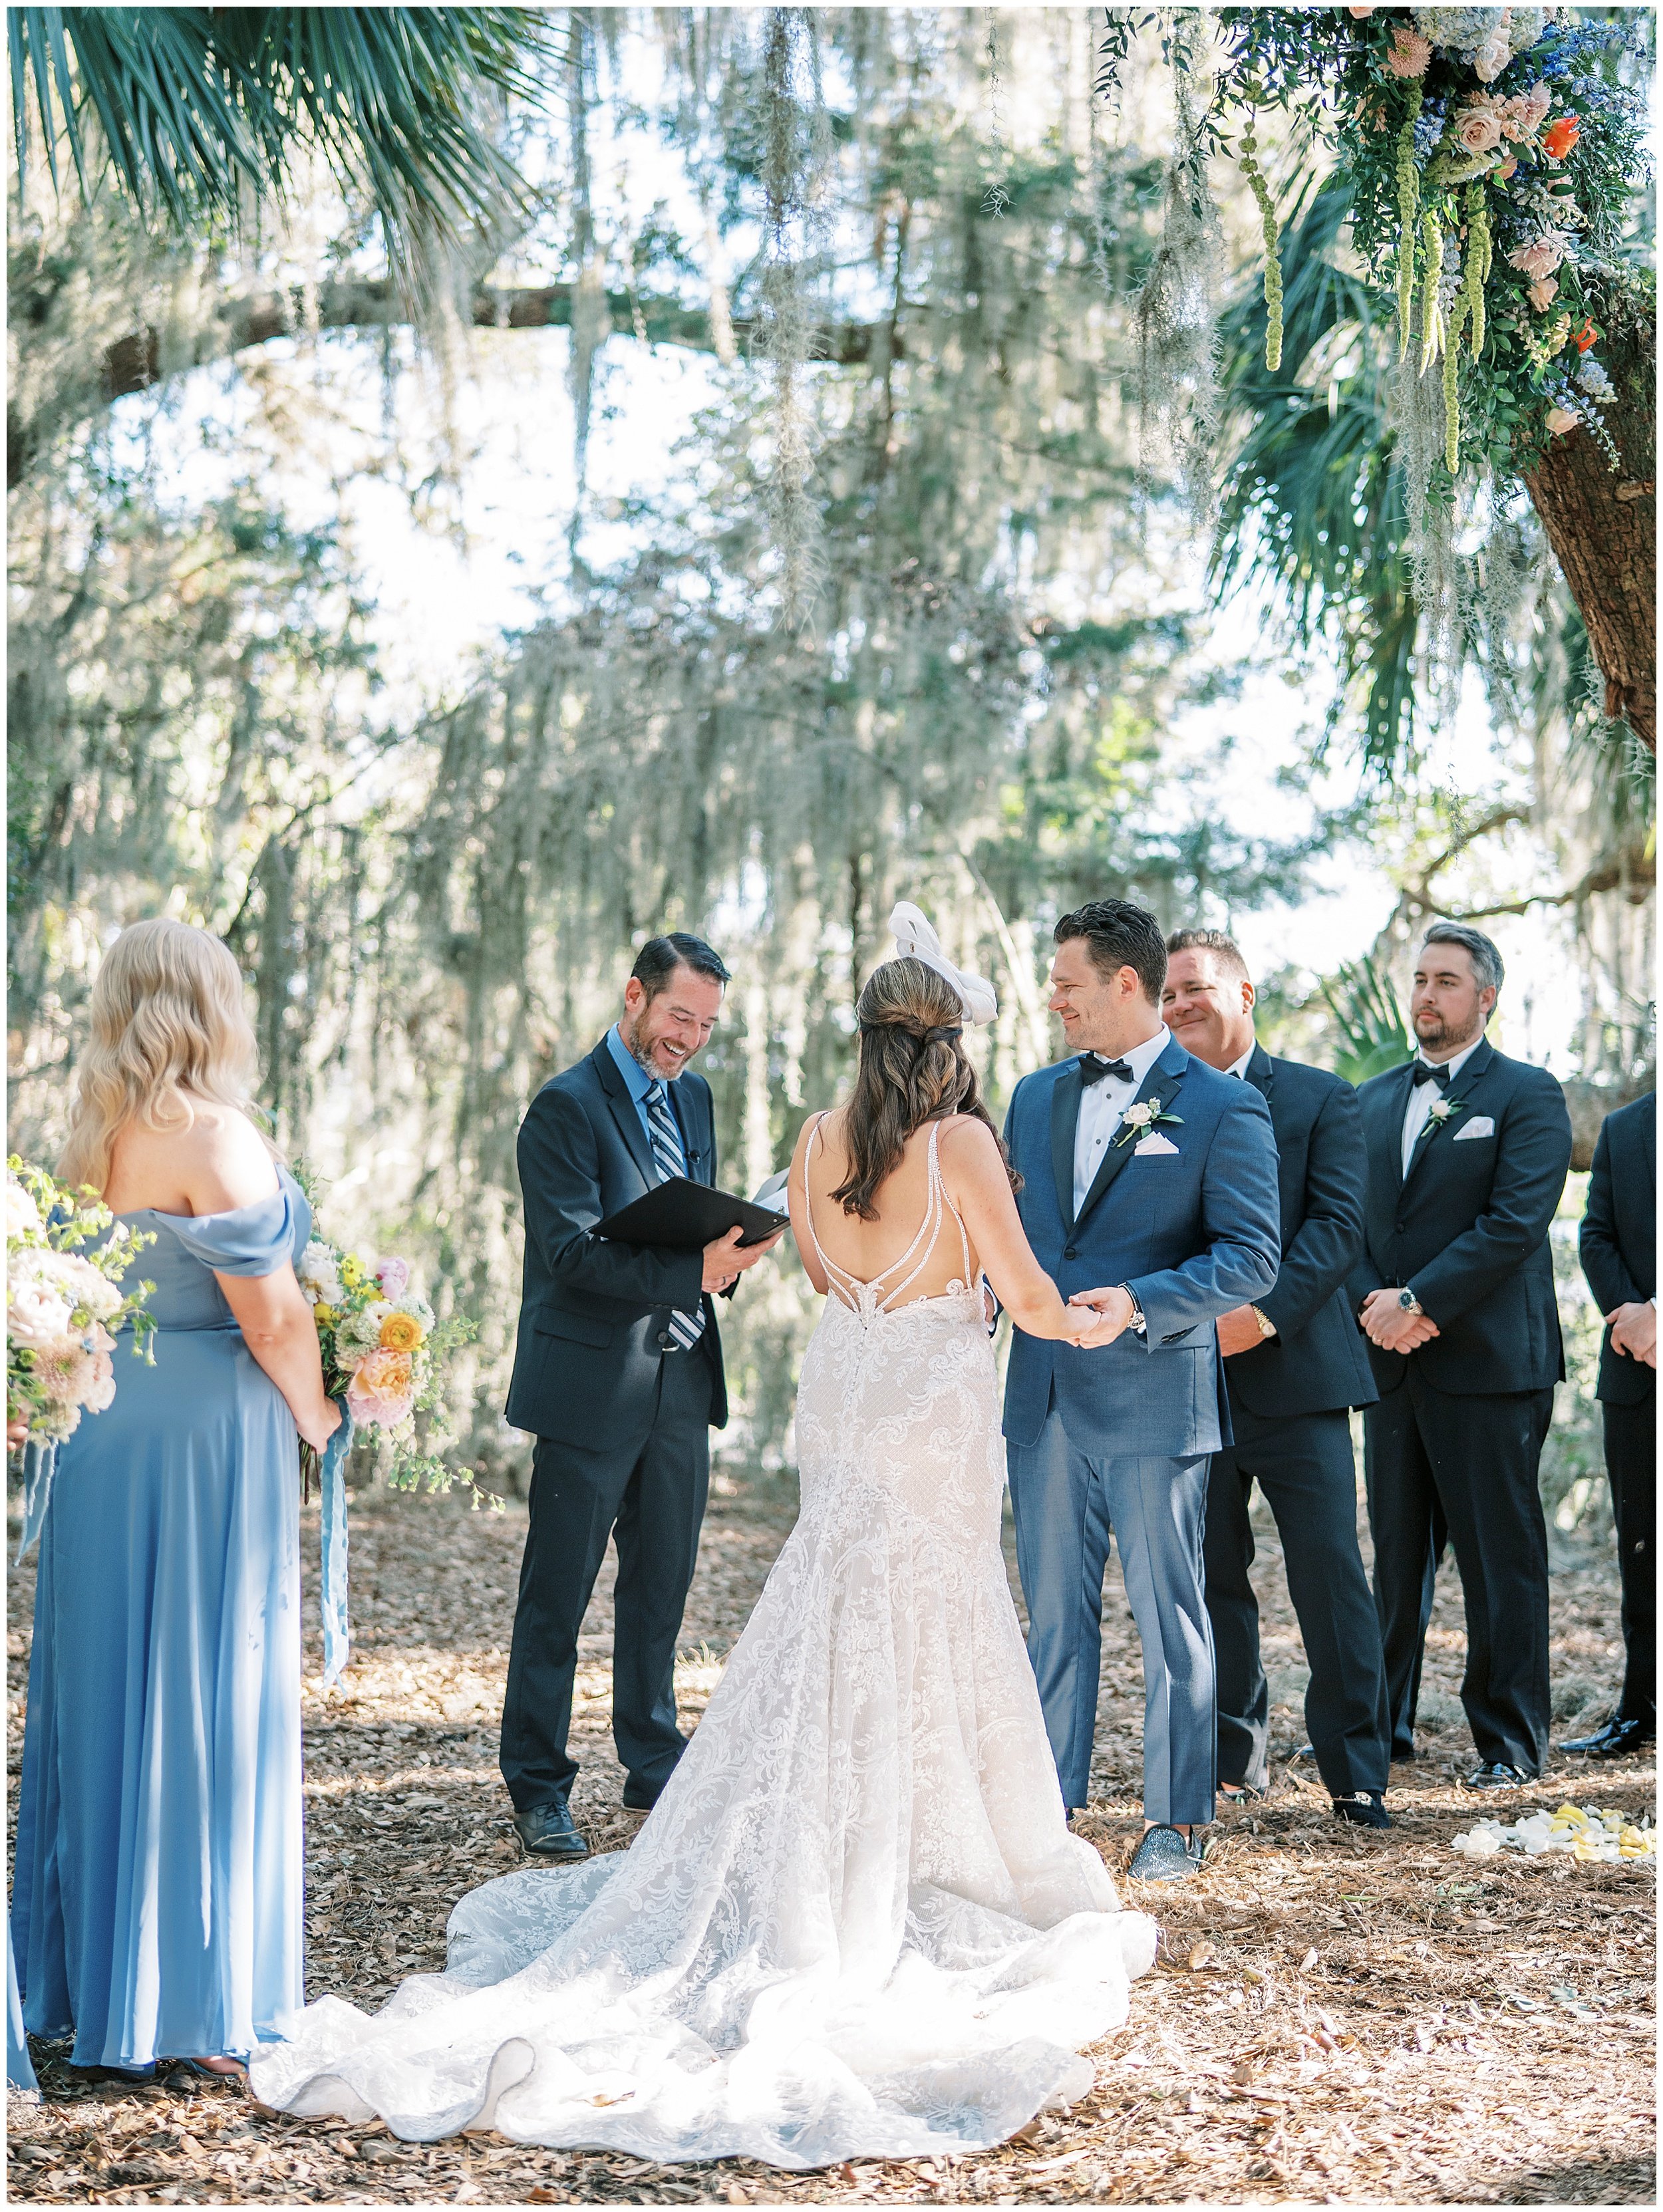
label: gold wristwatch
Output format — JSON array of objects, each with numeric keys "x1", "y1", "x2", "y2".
[{"x1": 1249, "y1": 1306, "x2": 1277, "y2": 1341}]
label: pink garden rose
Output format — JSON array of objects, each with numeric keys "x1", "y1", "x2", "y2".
[
  {"x1": 1455, "y1": 105, "x2": 1505, "y2": 156},
  {"x1": 1527, "y1": 276, "x2": 1559, "y2": 311},
  {"x1": 375, "y1": 1256, "x2": 411, "y2": 1300},
  {"x1": 1518, "y1": 82, "x2": 1553, "y2": 134},
  {"x1": 347, "y1": 1347, "x2": 416, "y2": 1429}
]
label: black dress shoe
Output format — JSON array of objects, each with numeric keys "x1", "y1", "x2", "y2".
[
  {"x1": 1464, "y1": 1761, "x2": 1535, "y2": 1790},
  {"x1": 1561, "y1": 1713, "x2": 1655, "y2": 1760},
  {"x1": 1332, "y1": 1789, "x2": 1392, "y2": 1830},
  {"x1": 1127, "y1": 1824, "x2": 1207, "y2": 1883},
  {"x1": 512, "y1": 1799, "x2": 589, "y2": 1860}
]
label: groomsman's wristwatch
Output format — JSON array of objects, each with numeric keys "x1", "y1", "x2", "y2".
[
  {"x1": 1118, "y1": 1285, "x2": 1147, "y2": 1335},
  {"x1": 1249, "y1": 1305, "x2": 1277, "y2": 1340}
]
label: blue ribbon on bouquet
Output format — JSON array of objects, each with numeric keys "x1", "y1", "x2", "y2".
[
  {"x1": 318, "y1": 1402, "x2": 355, "y2": 1691},
  {"x1": 14, "y1": 1439, "x2": 59, "y2": 1564}
]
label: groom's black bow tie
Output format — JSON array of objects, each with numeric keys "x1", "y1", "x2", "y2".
[
  {"x1": 1411, "y1": 1060, "x2": 1451, "y2": 1089},
  {"x1": 1079, "y1": 1054, "x2": 1134, "y2": 1087}
]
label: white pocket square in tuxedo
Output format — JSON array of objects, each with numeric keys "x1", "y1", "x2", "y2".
[
  {"x1": 1453, "y1": 1115, "x2": 1495, "y2": 1141},
  {"x1": 1134, "y1": 1133, "x2": 1180, "y2": 1157}
]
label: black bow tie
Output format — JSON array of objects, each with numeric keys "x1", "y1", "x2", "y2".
[
  {"x1": 1080, "y1": 1055, "x2": 1134, "y2": 1087},
  {"x1": 1411, "y1": 1060, "x2": 1451, "y2": 1089}
]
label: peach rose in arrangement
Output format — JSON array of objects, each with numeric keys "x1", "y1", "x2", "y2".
[
  {"x1": 1527, "y1": 276, "x2": 1559, "y2": 311},
  {"x1": 1507, "y1": 233, "x2": 1568, "y2": 281},
  {"x1": 1545, "y1": 408, "x2": 1581, "y2": 435},
  {"x1": 1455, "y1": 105, "x2": 1505, "y2": 156},
  {"x1": 1385, "y1": 26, "x2": 1432, "y2": 76}
]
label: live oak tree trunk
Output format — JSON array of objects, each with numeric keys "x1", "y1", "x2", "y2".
[{"x1": 1523, "y1": 303, "x2": 1656, "y2": 755}]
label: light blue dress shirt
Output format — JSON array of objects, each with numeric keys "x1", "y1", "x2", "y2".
[{"x1": 607, "y1": 1024, "x2": 687, "y2": 1172}]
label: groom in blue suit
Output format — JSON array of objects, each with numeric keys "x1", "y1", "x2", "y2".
[{"x1": 1003, "y1": 900, "x2": 1281, "y2": 1881}]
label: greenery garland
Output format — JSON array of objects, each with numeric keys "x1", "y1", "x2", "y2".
[{"x1": 1237, "y1": 117, "x2": 1283, "y2": 372}]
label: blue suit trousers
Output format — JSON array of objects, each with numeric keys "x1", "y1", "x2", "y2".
[{"x1": 1008, "y1": 1401, "x2": 1215, "y2": 1825}]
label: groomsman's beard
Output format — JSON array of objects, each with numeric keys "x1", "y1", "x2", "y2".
[{"x1": 1412, "y1": 1010, "x2": 1483, "y2": 1059}]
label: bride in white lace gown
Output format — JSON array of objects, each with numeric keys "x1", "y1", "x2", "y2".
[{"x1": 249, "y1": 914, "x2": 1155, "y2": 2166}]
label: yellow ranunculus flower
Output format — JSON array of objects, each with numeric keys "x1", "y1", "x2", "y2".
[
  {"x1": 341, "y1": 1255, "x2": 366, "y2": 1288},
  {"x1": 313, "y1": 1304, "x2": 337, "y2": 1326},
  {"x1": 379, "y1": 1311, "x2": 425, "y2": 1353}
]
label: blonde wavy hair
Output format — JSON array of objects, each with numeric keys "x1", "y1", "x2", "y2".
[{"x1": 59, "y1": 919, "x2": 271, "y2": 1192}]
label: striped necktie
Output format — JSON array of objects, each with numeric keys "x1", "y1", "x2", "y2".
[{"x1": 643, "y1": 1080, "x2": 704, "y2": 1349}]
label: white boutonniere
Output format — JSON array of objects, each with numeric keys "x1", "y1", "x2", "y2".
[
  {"x1": 1425, "y1": 1095, "x2": 1467, "y2": 1129},
  {"x1": 1113, "y1": 1097, "x2": 1185, "y2": 1149}
]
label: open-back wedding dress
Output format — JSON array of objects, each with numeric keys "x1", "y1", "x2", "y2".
[{"x1": 250, "y1": 1121, "x2": 1155, "y2": 2166}]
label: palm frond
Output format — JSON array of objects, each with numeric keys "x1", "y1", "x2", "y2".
[
  {"x1": 9, "y1": 7, "x2": 555, "y2": 253},
  {"x1": 1322, "y1": 952, "x2": 1412, "y2": 1083},
  {"x1": 1213, "y1": 178, "x2": 1420, "y2": 774}
]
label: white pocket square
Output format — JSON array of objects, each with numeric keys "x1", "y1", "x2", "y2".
[
  {"x1": 1453, "y1": 1116, "x2": 1495, "y2": 1141},
  {"x1": 1134, "y1": 1133, "x2": 1180, "y2": 1157}
]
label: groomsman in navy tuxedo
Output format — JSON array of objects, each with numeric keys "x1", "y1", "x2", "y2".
[
  {"x1": 1163, "y1": 931, "x2": 1391, "y2": 1828},
  {"x1": 1565, "y1": 1089, "x2": 1656, "y2": 1758},
  {"x1": 1348, "y1": 923, "x2": 1573, "y2": 1787}
]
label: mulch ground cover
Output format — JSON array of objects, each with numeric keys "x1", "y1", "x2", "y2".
[{"x1": 8, "y1": 1462, "x2": 1654, "y2": 2207}]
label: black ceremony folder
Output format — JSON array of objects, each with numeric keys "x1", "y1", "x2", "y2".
[{"x1": 595, "y1": 1176, "x2": 789, "y2": 1252}]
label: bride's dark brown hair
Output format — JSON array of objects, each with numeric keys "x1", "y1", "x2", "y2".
[{"x1": 831, "y1": 956, "x2": 1021, "y2": 1220}]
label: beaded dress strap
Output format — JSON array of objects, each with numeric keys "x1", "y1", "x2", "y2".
[{"x1": 804, "y1": 1115, "x2": 953, "y2": 1313}]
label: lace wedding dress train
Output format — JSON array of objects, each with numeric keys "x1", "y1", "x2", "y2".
[{"x1": 249, "y1": 1129, "x2": 1155, "y2": 2166}]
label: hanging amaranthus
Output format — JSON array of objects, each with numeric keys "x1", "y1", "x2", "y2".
[
  {"x1": 1461, "y1": 180, "x2": 1491, "y2": 359},
  {"x1": 1238, "y1": 116, "x2": 1283, "y2": 373},
  {"x1": 1418, "y1": 207, "x2": 1444, "y2": 372},
  {"x1": 1395, "y1": 81, "x2": 1424, "y2": 359}
]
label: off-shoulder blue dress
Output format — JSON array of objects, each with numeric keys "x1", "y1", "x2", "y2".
[{"x1": 11, "y1": 1171, "x2": 311, "y2": 2069}]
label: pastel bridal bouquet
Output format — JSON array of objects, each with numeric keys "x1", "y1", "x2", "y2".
[
  {"x1": 7, "y1": 1158, "x2": 156, "y2": 1445},
  {"x1": 296, "y1": 1232, "x2": 482, "y2": 1497}
]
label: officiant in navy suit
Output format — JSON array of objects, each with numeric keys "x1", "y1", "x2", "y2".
[
  {"x1": 1002, "y1": 900, "x2": 1281, "y2": 1883},
  {"x1": 501, "y1": 934, "x2": 779, "y2": 1860},
  {"x1": 1162, "y1": 930, "x2": 1391, "y2": 1830},
  {"x1": 1348, "y1": 922, "x2": 1573, "y2": 1788}
]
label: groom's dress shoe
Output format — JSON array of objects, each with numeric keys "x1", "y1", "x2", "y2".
[
  {"x1": 1561, "y1": 1714, "x2": 1654, "y2": 1760},
  {"x1": 513, "y1": 1800, "x2": 589, "y2": 1860},
  {"x1": 1332, "y1": 1790, "x2": 1391, "y2": 1830},
  {"x1": 1127, "y1": 1824, "x2": 1206, "y2": 1883},
  {"x1": 1463, "y1": 1761, "x2": 1534, "y2": 1790}
]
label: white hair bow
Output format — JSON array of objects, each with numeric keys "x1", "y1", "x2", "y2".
[{"x1": 888, "y1": 902, "x2": 998, "y2": 1027}]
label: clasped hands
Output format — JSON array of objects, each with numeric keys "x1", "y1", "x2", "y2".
[
  {"x1": 1606, "y1": 1299, "x2": 1658, "y2": 1369},
  {"x1": 1063, "y1": 1285, "x2": 1139, "y2": 1349},
  {"x1": 1359, "y1": 1287, "x2": 1441, "y2": 1353}
]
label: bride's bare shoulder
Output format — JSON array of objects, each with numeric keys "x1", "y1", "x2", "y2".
[{"x1": 937, "y1": 1115, "x2": 1004, "y2": 1179}]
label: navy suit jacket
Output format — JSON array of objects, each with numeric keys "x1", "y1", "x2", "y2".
[
  {"x1": 505, "y1": 1038, "x2": 728, "y2": 1445},
  {"x1": 1002, "y1": 1033, "x2": 1281, "y2": 1456},
  {"x1": 1346, "y1": 1039, "x2": 1571, "y2": 1399},
  {"x1": 1579, "y1": 1089, "x2": 1656, "y2": 1408},
  {"x1": 1225, "y1": 1044, "x2": 1378, "y2": 1423}
]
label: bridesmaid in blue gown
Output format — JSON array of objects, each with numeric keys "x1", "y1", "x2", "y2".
[{"x1": 11, "y1": 919, "x2": 341, "y2": 2076}]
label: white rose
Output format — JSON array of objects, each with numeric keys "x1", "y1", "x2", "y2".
[
  {"x1": 53, "y1": 1250, "x2": 123, "y2": 1320},
  {"x1": 8, "y1": 1282, "x2": 76, "y2": 1349},
  {"x1": 7, "y1": 1178, "x2": 42, "y2": 1238},
  {"x1": 1122, "y1": 1102, "x2": 1153, "y2": 1129}
]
